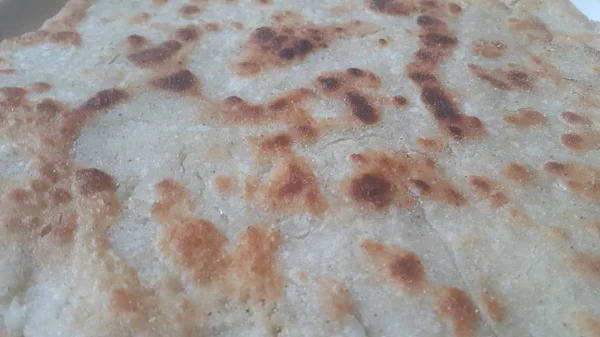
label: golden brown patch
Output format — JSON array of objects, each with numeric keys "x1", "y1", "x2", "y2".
[
  {"x1": 468, "y1": 176, "x2": 510, "y2": 208},
  {"x1": 151, "y1": 179, "x2": 195, "y2": 221},
  {"x1": 561, "y1": 131, "x2": 600, "y2": 153},
  {"x1": 214, "y1": 175, "x2": 233, "y2": 194},
  {"x1": 503, "y1": 109, "x2": 547, "y2": 127},
  {"x1": 264, "y1": 156, "x2": 328, "y2": 215},
  {"x1": 479, "y1": 288, "x2": 505, "y2": 323},
  {"x1": 508, "y1": 16, "x2": 552, "y2": 41},
  {"x1": 503, "y1": 162, "x2": 532, "y2": 184},
  {"x1": 472, "y1": 40, "x2": 506, "y2": 59},
  {"x1": 230, "y1": 226, "x2": 283, "y2": 304},
  {"x1": 572, "y1": 312, "x2": 600, "y2": 337},
  {"x1": 435, "y1": 286, "x2": 478, "y2": 337},
  {"x1": 250, "y1": 133, "x2": 293, "y2": 159},
  {"x1": 562, "y1": 111, "x2": 593, "y2": 126},
  {"x1": 544, "y1": 162, "x2": 600, "y2": 203},
  {"x1": 361, "y1": 239, "x2": 427, "y2": 293},
  {"x1": 346, "y1": 150, "x2": 466, "y2": 210},
  {"x1": 31, "y1": 82, "x2": 51, "y2": 93},
  {"x1": 234, "y1": 20, "x2": 376, "y2": 76},
  {"x1": 571, "y1": 253, "x2": 600, "y2": 282},
  {"x1": 586, "y1": 221, "x2": 600, "y2": 237},
  {"x1": 317, "y1": 279, "x2": 354, "y2": 322},
  {"x1": 416, "y1": 137, "x2": 444, "y2": 152},
  {"x1": 469, "y1": 64, "x2": 536, "y2": 91}
]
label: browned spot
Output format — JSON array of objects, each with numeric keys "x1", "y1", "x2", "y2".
[
  {"x1": 218, "y1": 88, "x2": 315, "y2": 128},
  {"x1": 36, "y1": 99, "x2": 65, "y2": 119},
  {"x1": 250, "y1": 133, "x2": 293, "y2": 159},
  {"x1": 234, "y1": 21, "x2": 376, "y2": 76},
  {"x1": 317, "y1": 279, "x2": 354, "y2": 321},
  {"x1": 469, "y1": 64, "x2": 536, "y2": 91},
  {"x1": 349, "y1": 173, "x2": 394, "y2": 210},
  {"x1": 468, "y1": 176, "x2": 510, "y2": 208},
  {"x1": 205, "y1": 23, "x2": 219, "y2": 32},
  {"x1": 562, "y1": 111, "x2": 592, "y2": 126},
  {"x1": 175, "y1": 26, "x2": 202, "y2": 43},
  {"x1": 365, "y1": 0, "x2": 420, "y2": 16},
  {"x1": 73, "y1": 168, "x2": 116, "y2": 197},
  {"x1": 127, "y1": 40, "x2": 183, "y2": 68},
  {"x1": 264, "y1": 156, "x2": 328, "y2": 215},
  {"x1": 214, "y1": 175, "x2": 233, "y2": 193},
  {"x1": 378, "y1": 38, "x2": 389, "y2": 46},
  {"x1": 127, "y1": 34, "x2": 148, "y2": 48},
  {"x1": 151, "y1": 69, "x2": 200, "y2": 93},
  {"x1": 257, "y1": 0, "x2": 271, "y2": 3},
  {"x1": 151, "y1": 179, "x2": 195, "y2": 221},
  {"x1": 0, "y1": 69, "x2": 16, "y2": 75},
  {"x1": 80, "y1": 88, "x2": 129, "y2": 113},
  {"x1": 0, "y1": 87, "x2": 27, "y2": 107},
  {"x1": 561, "y1": 131, "x2": 600, "y2": 153},
  {"x1": 479, "y1": 288, "x2": 505, "y2": 324},
  {"x1": 416, "y1": 137, "x2": 444, "y2": 152},
  {"x1": 572, "y1": 312, "x2": 600, "y2": 337},
  {"x1": 49, "y1": 31, "x2": 81, "y2": 45},
  {"x1": 435, "y1": 286, "x2": 477, "y2": 337},
  {"x1": 393, "y1": 95, "x2": 408, "y2": 106},
  {"x1": 586, "y1": 221, "x2": 600, "y2": 237},
  {"x1": 544, "y1": 162, "x2": 600, "y2": 203},
  {"x1": 503, "y1": 109, "x2": 547, "y2": 127},
  {"x1": 180, "y1": 5, "x2": 202, "y2": 17},
  {"x1": 472, "y1": 40, "x2": 506, "y2": 59},
  {"x1": 161, "y1": 217, "x2": 228, "y2": 283},
  {"x1": 448, "y1": 3, "x2": 461, "y2": 13},
  {"x1": 152, "y1": 0, "x2": 168, "y2": 5},
  {"x1": 31, "y1": 82, "x2": 51, "y2": 93},
  {"x1": 345, "y1": 92, "x2": 379, "y2": 124},
  {"x1": 503, "y1": 163, "x2": 532, "y2": 184},
  {"x1": 346, "y1": 150, "x2": 466, "y2": 210},
  {"x1": 571, "y1": 253, "x2": 600, "y2": 282},
  {"x1": 130, "y1": 12, "x2": 150, "y2": 24},
  {"x1": 232, "y1": 22, "x2": 244, "y2": 30},
  {"x1": 361, "y1": 239, "x2": 427, "y2": 293},
  {"x1": 230, "y1": 226, "x2": 283, "y2": 304},
  {"x1": 508, "y1": 16, "x2": 552, "y2": 41}
]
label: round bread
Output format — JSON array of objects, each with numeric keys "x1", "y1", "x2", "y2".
[{"x1": 0, "y1": 0, "x2": 599, "y2": 336}]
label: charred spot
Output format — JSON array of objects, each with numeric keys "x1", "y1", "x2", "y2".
[
  {"x1": 447, "y1": 126, "x2": 463, "y2": 139},
  {"x1": 347, "y1": 68, "x2": 365, "y2": 77},
  {"x1": 179, "y1": 5, "x2": 201, "y2": 15},
  {"x1": 408, "y1": 71, "x2": 437, "y2": 83},
  {"x1": 345, "y1": 92, "x2": 379, "y2": 124},
  {"x1": 175, "y1": 27, "x2": 200, "y2": 42},
  {"x1": 292, "y1": 39, "x2": 313, "y2": 55},
  {"x1": 417, "y1": 15, "x2": 444, "y2": 27},
  {"x1": 251, "y1": 27, "x2": 281, "y2": 50},
  {"x1": 507, "y1": 70, "x2": 533, "y2": 90},
  {"x1": 73, "y1": 168, "x2": 116, "y2": 196},
  {"x1": 393, "y1": 95, "x2": 408, "y2": 106},
  {"x1": 81, "y1": 88, "x2": 129, "y2": 112},
  {"x1": 318, "y1": 77, "x2": 341, "y2": 91},
  {"x1": 420, "y1": 32, "x2": 457, "y2": 48},
  {"x1": 127, "y1": 40, "x2": 182, "y2": 67},
  {"x1": 277, "y1": 48, "x2": 296, "y2": 59},
  {"x1": 349, "y1": 172, "x2": 393, "y2": 209},
  {"x1": 367, "y1": 0, "x2": 412, "y2": 15},
  {"x1": 420, "y1": 86, "x2": 459, "y2": 122},
  {"x1": 152, "y1": 69, "x2": 199, "y2": 92},
  {"x1": 127, "y1": 34, "x2": 147, "y2": 48}
]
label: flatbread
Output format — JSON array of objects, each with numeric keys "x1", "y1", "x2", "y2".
[{"x1": 0, "y1": 0, "x2": 599, "y2": 336}]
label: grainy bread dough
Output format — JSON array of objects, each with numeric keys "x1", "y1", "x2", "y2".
[{"x1": 0, "y1": 0, "x2": 599, "y2": 336}]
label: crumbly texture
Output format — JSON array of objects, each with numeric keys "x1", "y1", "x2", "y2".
[{"x1": 0, "y1": 0, "x2": 599, "y2": 336}]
